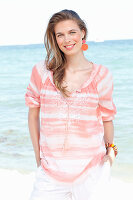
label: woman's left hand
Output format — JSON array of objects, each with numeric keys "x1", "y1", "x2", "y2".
[
  {"x1": 102, "y1": 147, "x2": 116, "y2": 167},
  {"x1": 102, "y1": 155, "x2": 113, "y2": 166}
]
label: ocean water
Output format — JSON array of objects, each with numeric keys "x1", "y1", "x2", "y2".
[{"x1": 0, "y1": 39, "x2": 133, "y2": 182}]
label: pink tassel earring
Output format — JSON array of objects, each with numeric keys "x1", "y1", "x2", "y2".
[{"x1": 81, "y1": 39, "x2": 88, "y2": 51}]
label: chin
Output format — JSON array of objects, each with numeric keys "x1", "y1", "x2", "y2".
[{"x1": 64, "y1": 49, "x2": 81, "y2": 56}]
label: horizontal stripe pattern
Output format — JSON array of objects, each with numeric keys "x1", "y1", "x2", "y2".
[
  {"x1": 25, "y1": 60, "x2": 117, "y2": 183},
  {"x1": 94, "y1": 65, "x2": 117, "y2": 121}
]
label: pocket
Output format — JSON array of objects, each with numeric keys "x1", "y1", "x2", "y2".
[
  {"x1": 35, "y1": 165, "x2": 41, "y2": 177},
  {"x1": 104, "y1": 160, "x2": 111, "y2": 168},
  {"x1": 102, "y1": 161, "x2": 111, "y2": 172},
  {"x1": 102, "y1": 161, "x2": 111, "y2": 181}
]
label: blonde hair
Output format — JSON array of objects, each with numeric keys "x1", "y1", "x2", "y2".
[{"x1": 44, "y1": 9, "x2": 88, "y2": 97}]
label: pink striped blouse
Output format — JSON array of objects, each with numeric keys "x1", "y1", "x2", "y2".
[{"x1": 25, "y1": 60, "x2": 117, "y2": 183}]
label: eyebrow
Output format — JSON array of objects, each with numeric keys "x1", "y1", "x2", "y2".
[{"x1": 56, "y1": 29, "x2": 78, "y2": 35}]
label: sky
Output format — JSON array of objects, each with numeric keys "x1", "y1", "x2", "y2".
[{"x1": 0, "y1": 0, "x2": 133, "y2": 46}]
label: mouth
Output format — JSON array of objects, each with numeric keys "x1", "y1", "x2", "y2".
[{"x1": 64, "y1": 44, "x2": 75, "y2": 50}]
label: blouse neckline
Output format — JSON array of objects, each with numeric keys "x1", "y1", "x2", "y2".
[{"x1": 48, "y1": 63, "x2": 100, "y2": 94}]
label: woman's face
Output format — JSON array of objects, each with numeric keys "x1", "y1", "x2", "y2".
[{"x1": 54, "y1": 20, "x2": 85, "y2": 56}]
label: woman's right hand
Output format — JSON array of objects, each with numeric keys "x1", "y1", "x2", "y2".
[{"x1": 37, "y1": 159, "x2": 41, "y2": 168}]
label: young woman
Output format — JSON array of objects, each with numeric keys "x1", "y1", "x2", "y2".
[{"x1": 25, "y1": 9, "x2": 117, "y2": 200}]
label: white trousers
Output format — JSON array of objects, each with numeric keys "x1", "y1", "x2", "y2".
[{"x1": 29, "y1": 161, "x2": 111, "y2": 200}]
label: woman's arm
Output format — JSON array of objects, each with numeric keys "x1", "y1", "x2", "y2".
[
  {"x1": 28, "y1": 107, "x2": 41, "y2": 168},
  {"x1": 102, "y1": 120, "x2": 116, "y2": 166}
]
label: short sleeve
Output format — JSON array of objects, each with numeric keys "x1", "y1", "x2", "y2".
[
  {"x1": 25, "y1": 65, "x2": 42, "y2": 108},
  {"x1": 96, "y1": 65, "x2": 117, "y2": 121}
]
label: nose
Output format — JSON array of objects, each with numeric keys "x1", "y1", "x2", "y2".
[{"x1": 64, "y1": 34, "x2": 71, "y2": 43}]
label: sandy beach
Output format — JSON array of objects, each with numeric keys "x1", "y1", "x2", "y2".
[{"x1": 0, "y1": 168, "x2": 132, "y2": 200}]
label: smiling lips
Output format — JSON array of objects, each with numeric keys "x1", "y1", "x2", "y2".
[{"x1": 64, "y1": 44, "x2": 75, "y2": 50}]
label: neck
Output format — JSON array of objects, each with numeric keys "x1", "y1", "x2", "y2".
[{"x1": 65, "y1": 51, "x2": 89, "y2": 72}]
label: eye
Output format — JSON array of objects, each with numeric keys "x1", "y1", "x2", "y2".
[
  {"x1": 57, "y1": 34, "x2": 63, "y2": 38},
  {"x1": 70, "y1": 31, "x2": 76, "y2": 34}
]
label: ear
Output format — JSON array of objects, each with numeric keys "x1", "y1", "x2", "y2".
[{"x1": 81, "y1": 29, "x2": 86, "y2": 39}]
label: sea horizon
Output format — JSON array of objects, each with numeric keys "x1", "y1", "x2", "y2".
[{"x1": 0, "y1": 38, "x2": 133, "y2": 47}]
